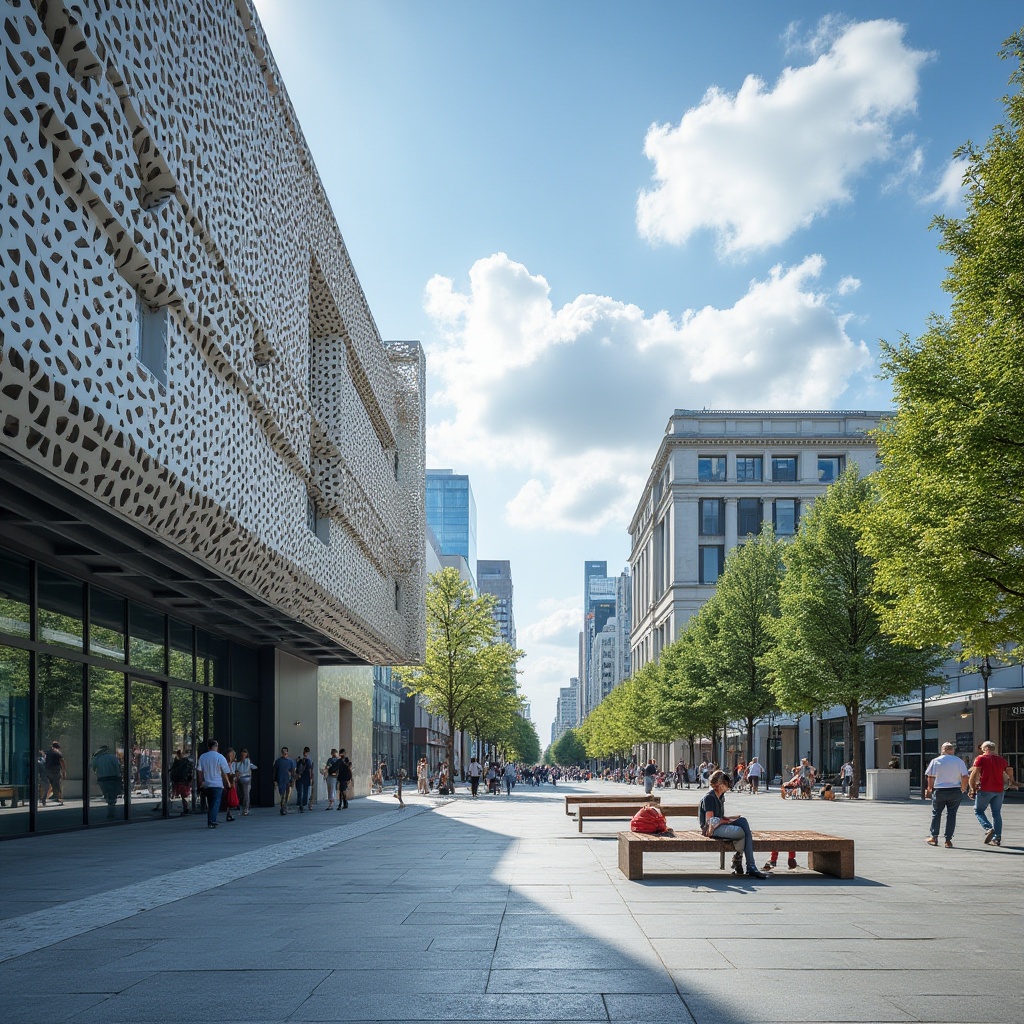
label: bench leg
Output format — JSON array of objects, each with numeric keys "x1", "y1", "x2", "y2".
[
  {"x1": 808, "y1": 846, "x2": 854, "y2": 879},
  {"x1": 578, "y1": 813, "x2": 585, "y2": 833},
  {"x1": 619, "y1": 841, "x2": 644, "y2": 880}
]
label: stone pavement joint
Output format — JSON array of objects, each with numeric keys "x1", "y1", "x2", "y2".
[{"x1": 0, "y1": 804, "x2": 428, "y2": 964}]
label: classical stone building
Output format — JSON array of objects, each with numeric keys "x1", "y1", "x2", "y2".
[{"x1": 0, "y1": 0, "x2": 424, "y2": 836}]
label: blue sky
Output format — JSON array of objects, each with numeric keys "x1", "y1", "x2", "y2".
[{"x1": 253, "y1": 1, "x2": 1021, "y2": 737}]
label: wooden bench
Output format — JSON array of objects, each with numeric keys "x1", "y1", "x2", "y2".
[
  {"x1": 0, "y1": 784, "x2": 24, "y2": 808},
  {"x1": 618, "y1": 829, "x2": 855, "y2": 880},
  {"x1": 564, "y1": 793, "x2": 661, "y2": 816},
  {"x1": 578, "y1": 803, "x2": 697, "y2": 832}
]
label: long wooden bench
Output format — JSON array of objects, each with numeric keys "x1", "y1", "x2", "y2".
[
  {"x1": 565, "y1": 793, "x2": 661, "y2": 815},
  {"x1": 618, "y1": 829, "x2": 855, "y2": 880},
  {"x1": 578, "y1": 803, "x2": 697, "y2": 832},
  {"x1": 0, "y1": 784, "x2": 24, "y2": 807}
]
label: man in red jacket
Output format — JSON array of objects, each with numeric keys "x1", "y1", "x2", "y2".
[{"x1": 968, "y1": 741, "x2": 1014, "y2": 847}]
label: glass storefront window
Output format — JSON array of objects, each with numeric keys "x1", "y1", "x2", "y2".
[
  {"x1": 90, "y1": 588, "x2": 126, "y2": 661},
  {"x1": 38, "y1": 567, "x2": 84, "y2": 651},
  {"x1": 129, "y1": 679, "x2": 164, "y2": 820},
  {"x1": 0, "y1": 645, "x2": 31, "y2": 836},
  {"x1": 88, "y1": 667, "x2": 125, "y2": 824},
  {"x1": 36, "y1": 654, "x2": 84, "y2": 830},
  {"x1": 169, "y1": 619, "x2": 194, "y2": 682},
  {"x1": 129, "y1": 602, "x2": 165, "y2": 674},
  {"x1": 197, "y1": 630, "x2": 228, "y2": 688},
  {"x1": 0, "y1": 551, "x2": 31, "y2": 639}
]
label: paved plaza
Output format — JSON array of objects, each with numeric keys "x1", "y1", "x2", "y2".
[{"x1": 0, "y1": 781, "x2": 1020, "y2": 1023}]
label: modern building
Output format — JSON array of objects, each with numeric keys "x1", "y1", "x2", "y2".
[
  {"x1": 614, "y1": 569, "x2": 632, "y2": 686},
  {"x1": 477, "y1": 560, "x2": 517, "y2": 648},
  {"x1": 629, "y1": 410, "x2": 886, "y2": 671},
  {"x1": 426, "y1": 470, "x2": 477, "y2": 589},
  {"x1": 552, "y1": 684, "x2": 578, "y2": 744},
  {"x1": 0, "y1": 0, "x2": 425, "y2": 838},
  {"x1": 588, "y1": 620, "x2": 620, "y2": 710}
]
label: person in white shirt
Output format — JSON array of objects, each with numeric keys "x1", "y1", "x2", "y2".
[
  {"x1": 468, "y1": 757, "x2": 483, "y2": 798},
  {"x1": 746, "y1": 757, "x2": 764, "y2": 794},
  {"x1": 924, "y1": 742, "x2": 970, "y2": 848},
  {"x1": 839, "y1": 760, "x2": 854, "y2": 796},
  {"x1": 196, "y1": 739, "x2": 230, "y2": 829}
]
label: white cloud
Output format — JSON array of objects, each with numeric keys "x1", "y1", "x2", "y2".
[
  {"x1": 519, "y1": 604, "x2": 581, "y2": 645},
  {"x1": 925, "y1": 157, "x2": 969, "y2": 210},
  {"x1": 636, "y1": 19, "x2": 931, "y2": 255},
  {"x1": 425, "y1": 252, "x2": 873, "y2": 532},
  {"x1": 836, "y1": 275, "x2": 861, "y2": 295}
]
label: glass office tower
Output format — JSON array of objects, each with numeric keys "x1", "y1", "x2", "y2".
[{"x1": 425, "y1": 470, "x2": 478, "y2": 582}]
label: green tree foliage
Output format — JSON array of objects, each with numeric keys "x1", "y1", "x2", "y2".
[
  {"x1": 502, "y1": 714, "x2": 541, "y2": 764},
  {"x1": 580, "y1": 663, "x2": 664, "y2": 759},
  {"x1": 695, "y1": 528, "x2": 785, "y2": 757},
  {"x1": 767, "y1": 469, "x2": 942, "y2": 797},
  {"x1": 550, "y1": 728, "x2": 587, "y2": 766},
  {"x1": 396, "y1": 568, "x2": 524, "y2": 774},
  {"x1": 863, "y1": 33, "x2": 1024, "y2": 657}
]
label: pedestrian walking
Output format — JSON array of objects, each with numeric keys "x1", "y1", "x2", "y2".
[
  {"x1": 235, "y1": 748, "x2": 257, "y2": 815},
  {"x1": 294, "y1": 747, "x2": 314, "y2": 812},
  {"x1": 643, "y1": 757, "x2": 658, "y2": 795},
  {"x1": 503, "y1": 761, "x2": 517, "y2": 796},
  {"x1": 90, "y1": 745, "x2": 122, "y2": 820},
  {"x1": 969, "y1": 740, "x2": 1015, "y2": 846},
  {"x1": 324, "y1": 749, "x2": 340, "y2": 809},
  {"x1": 416, "y1": 757, "x2": 430, "y2": 795},
  {"x1": 468, "y1": 756, "x2": 482, "y2": 798},
  {"x1": 924, "y1": 741, "x2": 969, "y2": 847},
  {"x1": 169, "y1": 749, "x2": 194, "y2": 816},
  {"x1": 748, "y1": 757, "x2": 765, "y2": 794},
  {"x1": 273, "y1": 746, "x2": 296, "y2": 816},
  {"x1": 196, "y1": 738, "x2": 230, "y2": 829},
  {"x1": 224, "y1": 747, "x2": 240, "y2": 821},
  {"x1": 839, "y1": 759, "x2": 854, "y2": 796},
  {"x1": 43, "y1": 742, "x2": 66, "y2": 805},
  {"x1": 336, "y1": 755, "x2": 352, "y2": 809}
]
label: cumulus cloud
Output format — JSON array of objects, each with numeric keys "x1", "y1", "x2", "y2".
[
  {"x1": 425, "y1": 252, "x2": 873, "y2": 532},
  {"x1": 925, "y1": 157, "x2": 969, "y2": 210},
  {"x1": 519, "y1": 603, "x2": 581, "y2": 646},
  {"x1": 636, "y1": 19, "x2": 931, "y2": 255}
]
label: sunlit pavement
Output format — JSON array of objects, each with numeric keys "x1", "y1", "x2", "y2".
[{"x1": 0, "y1": 780, "x2": 1019, "y2": 1023}]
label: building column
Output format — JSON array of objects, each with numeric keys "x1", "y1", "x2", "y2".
[{"x1": 724, "y1": 497, "x2": 738, "y2": 552}]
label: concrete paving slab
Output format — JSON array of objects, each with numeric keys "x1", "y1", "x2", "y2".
[{"x1": 0, "y1": 781, "x2": 1021, "y2": 1024}]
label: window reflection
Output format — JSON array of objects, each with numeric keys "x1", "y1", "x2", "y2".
[
  {"x1": 36, "y1": 654, "x2": 84, "y2": 830},
  {"x1": 169, "y1": 619, "x2": 194, "y2": 682},
  {"x1": 198, "y1": 630, "x2": 228, "y2": 688},
  {"x1": 90, "y1": 588, "x2": 126, "y2": 661},
  {"x1": 38, "y1": 567, "x2": 84, "y2": 651},
  {"x1": 88, "y1": 667, "x2": 125, "y2": 824},
  {"x1": 130, "y1": 602, "x2": 165, "y2": 673},
  {"x1": 129, "y1": 679, "x2": 164, "y2": 820},
  {"x1": 0, "y1": 645, "x2": 30, "y2": 836},
  {"x1": 0, "y1": 551, "x2": 31, "y2": 639}
]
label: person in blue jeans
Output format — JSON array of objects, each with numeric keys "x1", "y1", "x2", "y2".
[
  {"x1": 699, "y1": 770, "x2": 769, "y2": 879},
  {"x1": 196, "y1": 738, "x2": 230, "y2": 829},
  {"x1": 294, "y1": 747, "x2": 314, "y2": 813},
  {"x1": 969, "y1": 741, "x2": 1014, "y2": 846}
]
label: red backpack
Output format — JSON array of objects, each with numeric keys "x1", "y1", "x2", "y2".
[{"x1": 630, "y1": 804, "x2": 670, "y2": 834}]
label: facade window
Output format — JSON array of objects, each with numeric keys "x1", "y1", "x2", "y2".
[
  {"x1": 737, "y1": 498, "x2": 762, "y2": 537},
  {"x1": 699, "y1": 545, "x2": 724, "y2": 584},
  {"x1": 736, "y1": 456, "x2": 763, "y2": 482},
  {"x1": 699, "y1": 498, "x2": 724, "y2": 535},
  {"x1": 698, "y1": 456, "x2": 727, "y2": 482},
  {"x1": 135, "y1": 293, "x2": 168, "y2": 385},
  {"x1": 306, "y1": 497, "x2": 330, "y2": 545},
  {"x1": 818, "y1": 456, "x2": 844, "y2": 483},
  {"x1": 772, "y1": 456, "x2": 798, "y2": 482},
  {"x1": 773, "y1": 498, "x2": 800, "y2": 535}
]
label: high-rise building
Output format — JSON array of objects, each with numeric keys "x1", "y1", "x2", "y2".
[
  {"x1": 426, "y1": 470, "x2": 478, "y2": 589},
  {"x1": 615, "y1": 569, "x2": 632, "y2": 685},
  {"x1": 477, "y1": 559, "x2": 516, "y2": 648},
  {"x1": 553, "y1": 683, "x2": 578, "y2": 743}
]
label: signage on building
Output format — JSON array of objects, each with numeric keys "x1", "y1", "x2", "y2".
[
  {"x1": 1007, "y1": 705, "x2": 1024, "y2": 719},
  {"x1": 955, "y1": 732, "x2": 974, "y2": 757}
]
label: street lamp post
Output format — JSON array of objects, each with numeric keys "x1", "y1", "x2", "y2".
[{"x1": 979, "y1": 655, "x2": 992, "y2": 742}]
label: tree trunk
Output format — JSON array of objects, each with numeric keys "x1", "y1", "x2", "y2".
[{"x1": 746, "y1": 716, "x2": 755, "y2": 762}]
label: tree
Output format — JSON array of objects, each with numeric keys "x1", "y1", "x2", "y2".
[
  {"x1": 698, "y1": 528, "x2": 785, "y2": 759},
  {"x1": 551, "y1": 728, "x2": 587, "y2": 766},
  {"x1": 768, "y1": 469, "x2": 943, "y2": 797},
  {"x1": 502, "y1": 714, "x2": 541, "y2": 764},
  {"x1": 396, "y1": 568, "x2": 523, "y2": 778},
  {"x1": 863, "y1": 33, "x2": 1024, "y2": 658}
]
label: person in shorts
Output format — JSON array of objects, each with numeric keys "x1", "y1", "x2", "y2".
[{"x1": 273, "y1": 747, "x2": 296, "y2": 815}]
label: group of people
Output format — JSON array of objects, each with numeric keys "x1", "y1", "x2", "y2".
[{"x1": 924, "y1": 739, "x2": 1016, "y2": 848}]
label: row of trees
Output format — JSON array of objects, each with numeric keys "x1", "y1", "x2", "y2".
[
  {"x1": 396, "y1": 567, "x2": 538, "y2": 770},
  {"x1": 581, "y1": 472, "x2": 942, "y2": 798},
  {"x1": 580, "y1": 32, "x2": 1024, "y2": 797}
]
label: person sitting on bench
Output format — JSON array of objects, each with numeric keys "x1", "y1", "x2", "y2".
[{"x1": 699, "y1": 770, "x2": 769, "y2": 879}]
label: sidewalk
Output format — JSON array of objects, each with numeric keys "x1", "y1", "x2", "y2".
[{"x1": 0, "y1": 782, "x2": 1019, "y2": 1023}]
